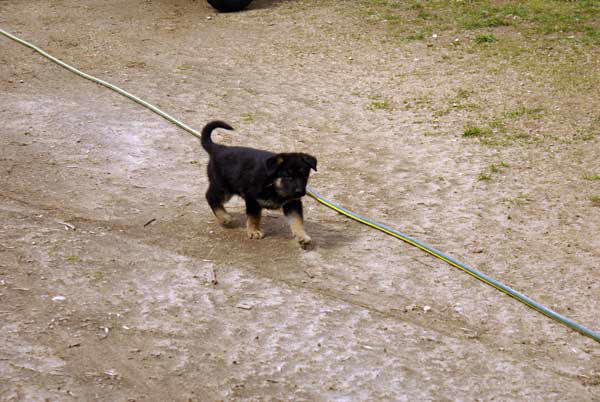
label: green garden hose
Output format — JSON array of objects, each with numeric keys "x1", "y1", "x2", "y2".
[{"x1": 2, "y1": 28, "x2": 598, "y2": 343}]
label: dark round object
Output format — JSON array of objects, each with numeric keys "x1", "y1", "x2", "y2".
[{"x1": 207, "y1": 0, "x2": 253, "y2": 12}]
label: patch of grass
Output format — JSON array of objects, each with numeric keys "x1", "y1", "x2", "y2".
[
  {"x1": 353, "y1": 0, "x2": 597, "y2": 150},
  {"x1": 505, "y1": 105, "x2": 545, "y2": 120},
  {"x1": 463, "y1": 13, "x2": 510, "y2": 30},
  {"x1": 66, "y1": 255, "x2": 80, "y2": 262},
  {"x1": 512, "y1": 132, "x2": 532, "y2": 141},
  {"x1": 241, "y1": 113, "x2": 255, "y2": 123},
  {"x1": 479, "y1": 162, "x2": 509, "y2": 181},
  {"x1": 433, "y1": 88, "x2": 481, "y2": 117},
  {"x1": 368, "y1": 97, "x2": 394, "y2": 111},
  {"x1": 456, "y1": 89, "x2": 472, "y2": 100},
  {"x1": 490, "y1": 162, "x2": 509, "y2": 173},
  {"x1": 479, "y1": 137, "x2": 512, "y2": 147},
  {"x1": 459, "y1": 107, "x2": 551, "y2": 146},
  {"x1": 573, "y1": 131, "x2": 596, "y2": 142},
  {"x1": 423, "y1": 130, "x2": 445, "y2": 137},
  {"x1": 87, "y1": 271, "x2": 105, "y2": 282},
  {"x1": 488, "y1": 118, "x2": 507, "y2": 132},
  {"x1": 463, "y1": 126, "x2": 483, "y2": 137},
  {"x1": 509, "y1": 194, "x2": 532, "y2": 206},
  {"x1": 590, "y1": 195, "x2": 600, "y2": 206},
  {"x1": 463, "y1": 121, "x2": 538, "y2": 146},
  {"x1": 475, "y1": 33, "x2": 498, "y2": 44},
  {"x1": 478, "y1": 172, "x2": 492, "y2": 181},
  {"x1": 406, "y1": 31, "x2": 426, "y2": 40},
  {"x1": 463, "y1": 126, "x2": 491, "y2": 137},
  {"x1": 417, "y1": 10, "x2": 432, "y2": 20},
  {"x1": 583, "y1": 174, "x2": 600, "y2": 181},
  {"x1": 358, "y1": 0, "x2": 599, "y2": 45}
]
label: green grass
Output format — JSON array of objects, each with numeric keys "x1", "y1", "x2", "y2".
[
  {"x1": 434, "y1": 89, "x2": 480, "y2": 116},
  {"x1": 462, "y1": 121, "x2": 541, "y2": 146},
  {"x1": 505, "y1": 105, "x2": 545, "y2": 119},
  {"x1": 584, "y1": 174, "x2": 600, "y2": 181},
  {"x1": 360, "y1": 0, "x2": 599, "y2": 44},
  {"x1": 574, "y1": 131, "x2": 596, "y2": 142},
  {"x1": 463, "y1": 126, "x2": 483, "y2": 137},
  {"x1": 456, "y1": 89, "x2": 472, "y2": 99},
  {"x1": 241, "y1": 113, "x2": 255, "y2": 123},
  {"x1": 351, "y1": 0, "x2": 598, "y2": 149},
  {"x1": 475, "y1": 33, "x2": 498, "y2": 44},
  {"x1": 478, "y1": 172, "x2": 492, "y2": 181},
  {"x1": 479, "y1": 162, "x2": 509, "y2": 181},
  {"x1": 590, "y1": 195, "x2": 600, "y2": 206},
  {"x1": 368, "y1": 97, "x2": 394, "y2": 111},
  {"x1": 506, "y1": 193, "x2": 532, "y2": 207},
  {"x1": 463, "y1": 126, "x2": 491, "y2": 137}
]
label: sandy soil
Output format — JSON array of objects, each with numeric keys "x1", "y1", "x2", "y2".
[{"x1": 1, "y1": 0, "x2": 599, "y2": 400}]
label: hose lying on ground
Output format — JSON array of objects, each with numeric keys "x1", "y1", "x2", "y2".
[{"x1": 1, "y1": 27, "x2": 598, "y2": 343}]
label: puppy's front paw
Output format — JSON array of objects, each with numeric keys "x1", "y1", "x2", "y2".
[
  {"x1": 215, "y1": 209, "x2": 234, "y2": 227},
  {"x1": 220, "y1": 214, "x2": 234, "y2": 227},
  {"x1": 247, "y1": 228, "x2": 265, "y2": 239},
  {"x1": 295, "y1": 234, "x2": 312, "y2": 249}
]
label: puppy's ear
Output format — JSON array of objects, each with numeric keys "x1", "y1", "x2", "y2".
[
  {"x1": 266, "y1": 154, "x2": 285, "y2": 176},
  {"x1": 302, "y1": 154, "x2": 317, "y2": 172}
]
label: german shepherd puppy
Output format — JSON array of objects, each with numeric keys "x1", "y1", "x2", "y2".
[{"x1": 201, "y1": 121, "x2": 317, "y2": 247}]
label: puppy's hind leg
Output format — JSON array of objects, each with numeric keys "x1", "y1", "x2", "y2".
[
  {"x1": 206, "y1": 185, "x2": 233, "y2": 227},
  {"x1": 283, "y1": 200, "x2": 311, "y2": 247},
  {"x1": 245, "y1": 198, "x2": 264, "y2": 239}
]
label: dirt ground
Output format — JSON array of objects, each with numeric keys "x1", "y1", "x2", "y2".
[{"x1": 1, "y1": 0, "x2": 599, "y2": 400}]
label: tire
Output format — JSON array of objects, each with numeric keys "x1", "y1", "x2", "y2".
[{"x1": 207, "y1": 0, "x2": 254, "y2": 12}]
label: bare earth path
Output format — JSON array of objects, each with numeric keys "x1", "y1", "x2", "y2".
[{"x1": 1, "y1": 0, "x2": 599, "y2": 400}]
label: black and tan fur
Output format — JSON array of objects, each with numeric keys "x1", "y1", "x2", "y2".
[{"x1": 201, "y1": 120, "x2": 317, "y2": 247}]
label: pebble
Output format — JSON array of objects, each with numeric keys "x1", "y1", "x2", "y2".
[
  {"x1": 454, "y1": 305, "x2": 464, "y2": 314},
  {"x1": 237, "y1": 303, "x2": 253, "y2": 310}
]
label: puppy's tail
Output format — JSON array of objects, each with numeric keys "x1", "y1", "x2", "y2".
[{"x1": 201, "y1": 120, "x2": 233, "y2": 153}]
